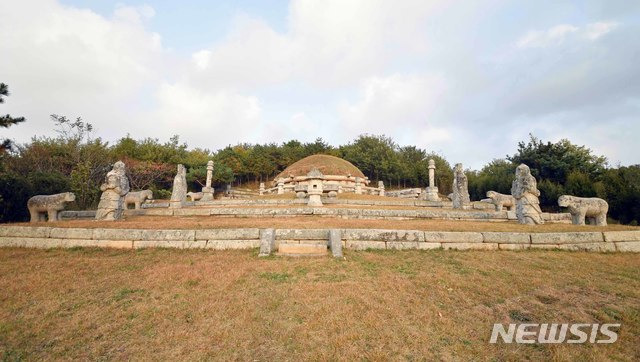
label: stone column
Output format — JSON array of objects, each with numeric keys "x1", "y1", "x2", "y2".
[
  {"x1": 355, "y1": 177, "x2": 362, "y2": 195},
  {"x1": 277, "y1": 179, "x2": 284, "y2": 195},
  {"x1": 259, "y1": 182, "x2": 265, "y2": 195},
  {"x1": 425, "y1": 159, "x2": 440, "y2": 201},
  {"x1": 378, "y1": 181, "x2": 385, "y2": 196},
  {"x1": 201, "y1": 160, "x2": 214, "y2": 201}
]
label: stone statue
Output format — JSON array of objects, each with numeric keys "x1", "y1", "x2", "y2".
[
  {"x1": 558, "y1": 195, "x2": 608, "y2": 226},
  {"x1": 486, "y1": 191, "x2": 516, "y2": 212},
  {"x1": 124, "y1": 190, "x2": 153, "y2": 210},
  {"x1": 96, "y1": 161, "x2": 129, "y2": 221},
  {"x1": 511, "y1": 163, "x2": 544, "y2": 225},
  {"x1": 452, "y1": 163, "x2": 470, "y2": 209},
  {"x1": 169, "y1": 164, "x2": 187, "y2": 209},
  {"x1": 187, "y1": 191, "x2": 204, "y2": 201},
  {"x1": 27, "y1": 192, "x2": 75, "y2": 222}
]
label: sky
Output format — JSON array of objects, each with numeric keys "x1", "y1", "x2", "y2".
[{"x1": 1, "y1": 0, "x2": 639, "y2": 169}]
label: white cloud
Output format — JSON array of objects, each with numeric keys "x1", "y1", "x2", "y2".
[
  {"x1": 516, "y1": 21, "x2": 619, "y2": 48},
  {"x1": 1, "y1": 0, "x2": 638, "y2": 169},
  {"x1": 584, "y1": 21, "x2": 618, "y2": 40},
  {"x1": 516, "y1": 24, "x2": 579, "y2": 48}
]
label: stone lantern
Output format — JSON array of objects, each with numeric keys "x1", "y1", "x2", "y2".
[{"x1": 306, "y1": 168, "x2": 324, "y2": 207}]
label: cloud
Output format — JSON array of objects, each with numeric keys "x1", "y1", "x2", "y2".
[
  {"x1": 1, "y1": 0, "x2": 638, "y2": 169},
  {"x1": 516, "y1": 21, "x2": 618, "y2": 48}
]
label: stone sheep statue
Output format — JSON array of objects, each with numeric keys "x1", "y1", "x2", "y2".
[
  {"x1": 486, "y1": 191, "x2": 516, "y2": 212},
  {"x1": 125, "y1": 190, "x2": 153, "y2": 210},
  {"x1": 27, "y1": 192, "x2": 75, "y2": 222},
  {"x1": 186, "y1": 191, "x2": 204, "y2": 201},
  {"x1": 558, "y1": 195, "x2": 609, "y2": 226}
]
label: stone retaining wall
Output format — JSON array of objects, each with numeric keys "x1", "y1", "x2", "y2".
[
  {"x1": 1, "y1": 226, "x2": 638, "y2": 252},
  {"x1": 121, "y1": 206, "x2": 571, "y2": 223}
]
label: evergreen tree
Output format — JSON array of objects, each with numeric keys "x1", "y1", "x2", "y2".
[{"x1": 0, "y1": 83, "x2": 26, "y2": 152}]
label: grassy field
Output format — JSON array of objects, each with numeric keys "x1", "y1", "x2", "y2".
[
  {"x1": 0, "y1": 248, "x2": 638, "y2": 360},
  {"x1": 13, "y1": 215, "x2": 640, "y2": 232}
]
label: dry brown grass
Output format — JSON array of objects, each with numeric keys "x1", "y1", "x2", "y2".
[
  {"x1": 11, "y1": 215, "x2": 640, "y2": 232},
  {"x1": 0, "y1": 248, "x2": 638, "y2": 360}
]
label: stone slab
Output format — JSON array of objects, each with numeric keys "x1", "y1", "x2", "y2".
[
  {"x1": 329, "y1": 229, "x2": 342, "y2": 257},
  {"x1": 50, "y1": 228, "x2": 94, "y2": 239},
  {"x1": 498, "y1": 243, "x2": 531, "y2": 250},
  {"x1": 195, "y1": 228, "x2": 259, "y2": 240},
  {"x1": 206, "y1": 240, "x2": 260, "y2": 250},
  {"x1": 482, "y1": 232, "x2": 531, "y2": 244},
  {"x1": 416, "y1": 242, "x2": 442, "y2": 250},
  {"x1": 275, "y1": 229, "x2": 330, "y2": 240},
  {"x1": 530, "y1": 232, "x2": 604, "y2": 244},
  {"x1": 615, "y1": 241, "x2": 640, "y2": 252},
  {"x1": 0, "y1": 226, "x2": 51, "y2": 238},
  {"x1": 603, "y1": 231, "x2": 640, "y2": 242},
  {"x1": 386, "y1": 242, "x2": 420, "y2": 250},
  {"x1": 345, "y1": 240, "x2": 386, "y2": 250},
  {"x1": 341, "y1": 229, "x2": 425, "y2": 242},
  {"x1": 278, "y1": 243, "x2": 328, "y2": 255},
  {"x1": 556, "y1": 243, "x2": 616, "y2": 252},
  {"x1": 139, "y1": 229, "x2": 195, "y2": 241},
  {"x1": 92, "y1": 228, "x2": 144, "y2": 241},
  {"x1": 423, "y1": 232, "x2": 483, "y2": 243},
  {"x1": 173, "y1": 208, "x2": 210, "y2": 216},
  {"x1": 442, "y1": 243, "x2": 498, "y2": 250},
  {"x1": 143, "y1": 209, "x2": 174, "y2": 216},
  {"x1": 134, "y1": 240, "x2": 184, "y2": 249}
]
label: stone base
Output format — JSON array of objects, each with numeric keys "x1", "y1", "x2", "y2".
[
  {"x1": 278, "y1": 243, "x2": 328, "y2": 256},
  {"x1": 424, "y1": 187, "x2": 440, "y2": 202},
  {"x1": 307, "y1": 193, "x2": 323, "y2": 207}
]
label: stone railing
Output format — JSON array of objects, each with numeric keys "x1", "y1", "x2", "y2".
[{"x1": 1, "y1": 226, "x2": 638, "y2": 252}]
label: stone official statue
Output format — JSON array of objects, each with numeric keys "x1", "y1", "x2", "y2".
[
  {"x1": 95, "y1": 161, "x2": 130, "y2": 221},
  {"x1": 511, "y1": 163, "x2": 544, "y2": 225}
]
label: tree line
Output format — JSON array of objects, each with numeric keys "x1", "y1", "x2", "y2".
[{"x1": 1, "y1": 114, "x2": 638, "y2": 225}]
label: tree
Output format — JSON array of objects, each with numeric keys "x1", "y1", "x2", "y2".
[
  {"x1": 508, "y1": 134, "x2": 607, "y2": 184},
  {"x1": 0, "y1": 83, "x2": 26, "y2": 152}
]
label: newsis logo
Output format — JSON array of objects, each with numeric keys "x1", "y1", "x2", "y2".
[{"x1": 490, "y1": 323, "x2": 621, "y2": 344}]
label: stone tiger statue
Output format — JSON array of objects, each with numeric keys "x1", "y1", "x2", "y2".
[
  {"x1": 124, "y1": 190, "x2": 153, "y2": 210},
  {"x1": 486, "y1": 191, "x2": 516, "y2": 212},
  {"x1": 558, "y1": 195, "x2": 608, "y2": 226},
  {"x1": 27, "y1": 192, "x2": 75, "y2": 222}
]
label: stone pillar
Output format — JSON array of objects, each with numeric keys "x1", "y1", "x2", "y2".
[
  {"x1": 277, "y1": 179, "x2": 284, "y2": 195},
  {"x1": 425, "y1": 159, "x2": 440, "y2": 201},
  {"x1": 201, "y1": 160, "x2": 214, "y2": 201},
  {"x1": 169, "y1": 164, "x2": 187, "y2": 209},
  {"x1": 378, "y1": 181, "x2": 385, "y2": 196},
  {"x1": 355, "y1": 177, "x2": 362, "y2": 195},
  {"x1": 329, "y1": 229, "x2": 343, "y2": 258},
  {"x1": 452, "y1": 163, "x2": 470, "y2": 209},
  {"x1": 259, "y1": 182, "x2": 265, "y2": 195},
  {"x1": 258, "y1": 228, "x2": 276, "y2": 257}
]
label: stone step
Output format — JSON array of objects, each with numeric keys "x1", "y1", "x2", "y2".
[{"x1": 278, "y1": 243, "x2": 328, "y2": 257}]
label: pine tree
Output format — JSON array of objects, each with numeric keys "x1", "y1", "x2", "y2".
[{"x1": 1, "y1": 83, "x2": 26, "y2": 152}]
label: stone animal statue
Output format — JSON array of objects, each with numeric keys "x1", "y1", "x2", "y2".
[
  {"x1": 186, "y1": 191, "x2": 204, "y2": 201},
  {"x1": 486, "y1": 191, "x2": 516, "y2": 212},
  {"x1": 125, "y1": 190, "x2": 153, "y2": 210},
  {"x1": 558, "y1": 195, "x2": 608, "y2": 226},
  {"x1": 27, "y1": 192, "x2": 75, "y2": 222}
]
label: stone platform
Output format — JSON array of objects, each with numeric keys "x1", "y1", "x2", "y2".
[{"x1": 1, "y1": 225, "x2": 639, "y2": 253}]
